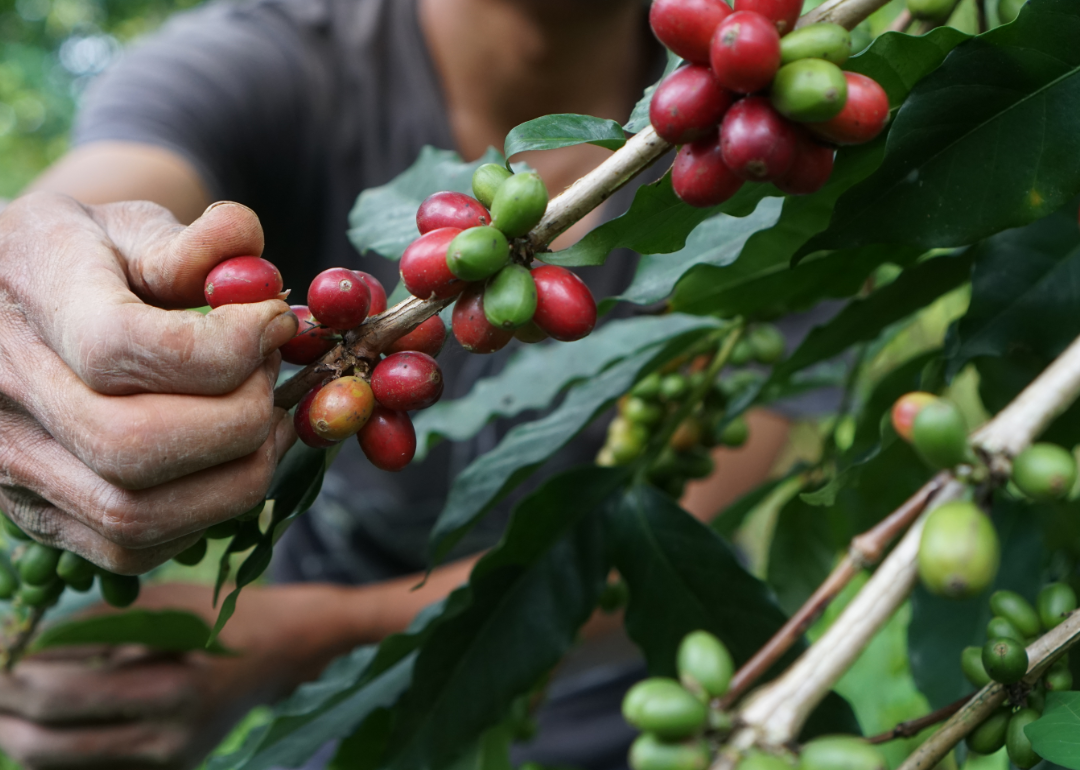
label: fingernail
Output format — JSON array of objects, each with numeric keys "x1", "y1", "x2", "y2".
[
  {"x1": 202, "y1": 200, "x2": 255, "y2": 217},
  {"x1": 261, "y1": 312, "x2": 298, "y2": 357}
]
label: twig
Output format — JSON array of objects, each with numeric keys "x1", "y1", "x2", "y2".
[
  {"x1": 867, "y1": 694, "x2": 971, "y2": 744},
  {"x1": 0, "y1": 606, "x2": 46, "y2": 671},
  {"x1": 887, "y1": 9, "x2": 914, "y2": 32},
  {"x1": 797, "y1": 0, "x2": 895, "y2": 30}
]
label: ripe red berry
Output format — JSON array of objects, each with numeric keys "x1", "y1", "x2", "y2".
[
  {"x1": 307, "y1": 268, "x2": 371, "y2": 330},
  {"x1": 280, "y1": 305, "x2": 337, "y2": 365},
  {"x1": 203, "y1": 256, "x2": 284, "y2": 308},
  {"x1": 807, "y1": 72, "x2": 890, "y2": 145},
  {"x1": 733, "y1": 0, "x2": 802, "y2": 35},
  {"x1": 720, "y1": 96, "x2": 797, "y2": 182},
  {"x1": 400, "y1": 227, "x2": 467, "y2": 300},
  {"x1": 650, "y1": 65, "x2": 736, "y2": 145},
  {"x1": 649, "y1": 0, "x2": 734, "y2": 64},
  {"x1": 709, "y1": 11, "x2": 782, "y2": 94},
  {"x1": 672, "y1": 135, "x2": 745, "y2": 207},
  {"x1": 531, "y1": 265, "x2": 597, "y2": 343},
  {"x1": 294, "y1": 385, "x2": 339, "y2": 449},
  {"x1": 371, "y1": 351, "x2": 444, "y2": 411},
  {"x1": 416, "y1": 191, "x2": 490, "y2": 234},
  {"x1": 354, "y1": 270, "x2": 387, "y2": 315},
  {"x1": 308, "y1": 376, "x2": 375, "y2": 441},
  {"x1": 387, "y1": 315, "x2": 447, "y2": 357},
  {"x1": 358, "y1": 406, "x2": 416, "y2": 472},
  {"x1": 774, "y1": 131, "x2": 835, "y2": 195},
  {"x1": 452, "y1": 283, "x2": 514, "y2": 354}
]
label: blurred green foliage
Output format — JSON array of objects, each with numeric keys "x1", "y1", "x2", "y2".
[{"x1": 0, "y1": 0, "x2": 201, "y2": 197}]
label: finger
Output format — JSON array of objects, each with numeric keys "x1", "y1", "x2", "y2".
[{"x1": 0, "y1": 715, "x2": 191, "y2": 770}]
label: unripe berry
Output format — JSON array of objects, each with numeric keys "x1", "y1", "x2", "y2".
[
  {"x1": 358, "y1": 406, "x2": 416, "y2": 472},
  {"x1": 961, "y1": 645, "x2": 992, "y2": 687},
  {"x1": 387, "y1": 315, "x2": 447, "y2": 357},
  {"x1": 173, "y1": 538, "x2": 208, "y2": 567},
  {"x1": 907, "y1": 0, "x2": 956, "y2": 20},
  {"x1": 354, "y1": 270, "x2": 387, "y2": 315},
  {"x1": 416, "y1": 191, "x2": 490, "y2": 234},
  {"x1": 771, "y1": 59, "x2": 849, "y2": 123},
  {"x1": 307, "y1": 268, "x2": 371, "y2": 330},
  {"x1": 911, "y1": 399, "x2": 969, "y2": 469},
  {"x1": 629, "y1": 734, "x2": 711, "y2": 770},
  {"x1": 621, "y1": 678, "x2": 708, "y2": 739},
  {"x1": 309, "y1": 376, "x2": 375, "y2": 441},
  {"x1": 1011, "y1": 443, "x2": 1077, "y2": 501},
  {"x1": 99, "y1": 572, "x2": 140, "y2": 608},
  {"x1": 1038, "y1": 582, "x2": 1077, "y2": 630},
  {"x1": 203, "y1": 256, "x2": 284, "y2": 308},
  {"x1": 484, "y1": 264, "x2": 537, "y2": 329},
  {"x1": 452, "y1": 283, "x2": 514, "y2": 354},
  {"x1": 1046, "y1": 656, "x2": 1073, "y2": 691},
  {"x1": 490, "y1": 172, "x2": 549, "y2": 239},
  {"x1": 747, "y1": 324, "x2": 786, "y2": 363},
  {"x1": 371, "y1": 351, "x2": 444, "y2": 411},
  {"x1": 672, "y1": 136, "x2": 744, "y2": 208},
  {"x1": 57, "y1": 550, "x2": 95, "y2": 592},
  {"x1": 709, "y1": 11, "x2": 782, "y2": 95},
  {"x1": 400, "y1": 227, "x2": 467, "y2": 300},
  {"x1": 807, "y1": 72, "x2": 890, "y2": 146},
  {"x1": 472, "y1": 164, "x2": 513, "y2": 209},
  {"x1": 890, "y1": 392, "x2": 938, "y2": 442},
  {"x1": 733, "y1": 0, "x2": 802, "y2": 35},
  {"x1": 279, "y1": 305, "x2": 337, "y2": 365},
  {"x1": 677, "y1": 630, "x2": 734, "y2": 698},
  {"x1": 17, "y1": 543, "x2": 60, "y2": 587},
  {"x1": 0, "y1": 563, "x2": 15, "y2": 601},
  {"x1": 19, "y1": 579, "x2": 63, "y2": 608},
  {"x1": 1007, "y1": 709, "x2": 1042, "y2": 769},
  {"x1": 779, "y1": 23, "x2": 852, "y2": 65},
  {"x1": 720, "y1": 97, "x2": 797, "y2": 182},
  {"x1": 649, "y1": 65, "x2": 736, "y2": 145},
  {"x1": 800, "y1": 737, "x2": 887, "y2": 770},
  {"x1": 918, "y1": 501, "x2": 1000, "y2": 600},
  {"x1": 990, "y1": 590, "x2": 1041, "y2": 637},
  {"x1": 294, "y1": 384, "x2": 339, "y2": 449},
  {"x1": 531, "y1": 265, "x2": 597, "y2": 342},
  {"x1": 987, "y1": 616, "x2": 1025, "y2": 644},
  {"x1": 446, "y1": 226, "x2": 511, "y2": 281},
  {"x1": 966, "y1": 710, "x2": 1010, "y2": 755},
  {"x1": 649, "y1": 0, "x2": 734, "y2": 64},
  {"x1": 982, "y1": 637, "x2": 1028, "y2": 684}
]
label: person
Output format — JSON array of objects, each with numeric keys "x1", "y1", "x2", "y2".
[{"x1": 0, "y1": 0, "x2": 807, "y2": 767}]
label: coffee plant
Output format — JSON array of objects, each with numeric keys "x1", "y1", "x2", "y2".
[{"x1": 4, "y1": 0, "x2": 1080, "y2": 768}]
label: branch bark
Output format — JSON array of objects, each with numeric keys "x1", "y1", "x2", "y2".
[{"x1": 797, "y1": 0, "x2": 895, "y2": 30}]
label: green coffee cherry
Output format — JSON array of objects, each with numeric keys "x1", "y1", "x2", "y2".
[
  {"x1": 917, "y1": 501, "x2": 1000, "y2": 600},
  {"x1": 1027, "y1": 681, "x2": 1047, "y2": 712},
  {"x1": 472, "y1": 163, "x2": 513, "y2": 209},
  {"x1": 632, "y1": 373, "x2": 663, "y2": 401},
  {"x1": 961, "y1": 645, "x2": 992, "y2": 688},
  {"x1": 986, "y1": 616, "x2": 1026, "y2": 644},
  {"x1": 660, "y1": 374, "x2": 690, "y2": 403},
  {"x1": 446, "y1": 226, "x2": 510, "y2": 281},
  {"x1": 206, "y1": 519, "x2": 240, "y2": 540},
  {"x1": 1, "y1": 516, "x2": 30, "y2": 542},
  {"x1": 747, "y1": 325, "x2": 785, "y2": 364},
  {"x1": 57, "y1": 551, "x2": 95, "y2": 592},
  {"x1": 18, "y1": 578, "x2": 63, "y2": 608},
  {"x1": 1045, "y1": 656, "x2": 1073, "y2": 691},
  {"x1": 649, "y1": 448, "x2": 684, "y2": 483},
  {"x1": 628, "y1": 734, "x2": 711, "y2": 770},
  {"x1": 965, "y1": 708, "x2": 1010, "y2": 755},
  {"x1": 17, "y1": 543, "x2": 62, "y2": 587},
  {"x1": 719, "y1": 417, "x2": 749, "y2": 448},
  {"x1": 907, "y1": 0, "x2": 957, "y2": 19},
  {"x1": 771, "y1": 59, "x2": 849, "y2": 122},
  {"x1": 982, "y1": 637, "x2": 1028, "y2": 685},
  {"x1": 99, "y1": 572, "x2": 140, "y2": 609},
  {"x1": 998, "y1": 0, "x2": 1025, "y2": 23},
  {"x1": 1006, "y1": 709, "x2": 1042, "y2": 769},
  {"x1": 609, "y1": 418, "x2": 650, "y2": 465},
  {"x1": 911, "y1": 400, "x2": 970, "y2": 469},
  {"x1": 990, "y1": 590, "x2": 1041, "y2": 637},
  {"x1": 483, "y1": 265, "x2": 537, "y2": 329},
  {"x1": 730, "y1": 339, "x2": 754, "y2": 366},
  {"x1": 737, "y1": 750, "x2": 792, "y2": 770},
  {"x1": 1011, "y1": 443, "x2": 1077, "y2": 501},
  {"x1": 779, "y1": 23, "x2": 852, "y2": 65},
  {"x1": 490, "y1": 172, "x2": 549, "y2": 238},
  {"x1": 0, "y1": 562, "x2": 17, "y2": 601},
  {"x1": 677, "y1": 630, "x2": 734, "y2": 699},
  {"x1": 173, "y1": 538, "x2": 209, "y2": 567},
  {"x1": 1038, "y1": 582, "x2": 1077, "y2": 630},
  {"x1": 799, "y1": 736, "x2": 887, "y2": 770},
  {"x1": 621, "y1": 678, "x2": 708, "y2": 739},
  {"x1": 625, "y1": 397, "x2": 665, "y2": 427}
]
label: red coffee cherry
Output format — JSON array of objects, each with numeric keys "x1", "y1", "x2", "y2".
[
  {"x1": 294, "y1": 385, "x2": 339, "y2": 449},
  {"x1": 673, "y1": 135, "x2": 745, "y2": 207},
  {"x1": 400, "y1": 227, "x2": 467, "y2": 300},
  {"x1": 354, "y1": 270, "x2": 387, "y2": 315},
  {"x1": 308, "y1": 376, "x2": 375, "y2": 441},
  {"x1": 203, "y1": 256, "x2": 284, "y2": 308},
  {"x1": 650, "y1": 65, "x2": 736, "y2": 145},
  {"x1": 387, "y1": 315, "x2": 447, "y2": 357},
  {"x1": 774, "y1": 130, "x2": 835, "y2": 195},
  {"x1": 720, "y1": 96, "x2": 797, "y2": 182},
  {"x1": 452, "y1": 283, "x2": 514, "y2": 354},
  {"x1": 371, "y1": 351, "x2": 444, "y2": 411},
  {"x1": 358, "y1": 406, "x2": 416, "y2": 472},
  {"x1": 709, "y1": 11, "x2": 782, "y2": 94},
  {"x1": 280, "y1": 305, "x2": 337, "y2": 365},
  {"x1": 808, "y1": 72, "x2": 890, "y2": 145},
  {"x1": 649, "y1": 0, "x2": 734, "y2": 64},
  {"x1": 416, "y1": 191, "x2": 490, "y2": 234},
  {"x1": 531, "y1": 265, "x2": 597, "y2": 343},
  {"x1": 308, "y1": 268, "x2": 371, "y2": 330},
  {"x1": 733, "y1": 0, "x2": 802, "y2": 35}
]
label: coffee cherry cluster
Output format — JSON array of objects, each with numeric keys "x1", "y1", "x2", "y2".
[
  {"x1": 0, "y1": 514, "x2": 140, "y2": 610},
  {"x1": 401, "y1": 165, "x2": 598, "y2": 353},
  {"x1": 961, "y1": 584, "x2": 1077, "y2": 767},
  {"x1": 648, "y1": 0, "x2": 890, "y2": 206}
]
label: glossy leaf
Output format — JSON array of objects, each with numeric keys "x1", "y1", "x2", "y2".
[
  {"x1": 504, "y1": 114, "x2": 626, "y2": 158},
  {"x1": 348, "y1": 146, "x2": 504, "y2": 260},
  {"x1": 800, "y1": 0, "x2": 1080, "y2": 256},
  {"x1": 31, "y1": 610, "x2": 232, "y2": 655},
  {"x1": 1026, "y1": 692, "x2": 1080, "y2": 769}
]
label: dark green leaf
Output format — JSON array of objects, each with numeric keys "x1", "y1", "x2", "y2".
[
  {"x1": 711, "y1": 472, "x2": 797, "y2": 538},
  {"x1": 31, "y1": 610, "x2": 232, "y2": 655},
  {"x1": 842, "y1": 27, "x2": 970, "y2": 106},
  {"x1": 624, "y1": 50, "x2": 682, "y2": 134},
  {"x1": 504, "y1": 114, "x2": 626, "y2": 158},
  {"x1": 413, "y1": 314, "x2": 723, "y2": 456},
  {"x1": 208, "y1": 541, "x2": 273, "y2": 645},
  {"x1": 1026, "y1": 692, "x2": 1080, "y2": 769},
  {"x1": 800, "y1": 1, "x2": 1080, "y2": 256},
  {"x1": 347, "y1": 146, "x2": 504, "y2": 260}
]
